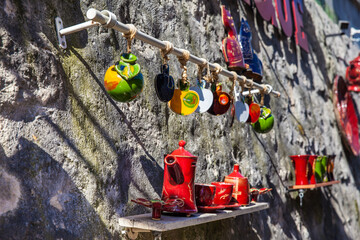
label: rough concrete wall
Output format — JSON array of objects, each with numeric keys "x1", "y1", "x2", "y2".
[{"x1": 0, "y1": 0, "x2": 359, "y2": 239}]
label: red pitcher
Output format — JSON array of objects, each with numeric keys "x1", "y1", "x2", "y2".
[
  {"x1": 307, "y1": 155, "x2": 317, "y2": 184},
  {"x1": 290, "y1": 155, "x2": 310, "y2": 185},
  {"x1": 224, "y1": 164, "x2": 249, "y2": 205},
  {"x1": 161, "y1": 140, "x2": 197, "y2": 216}
]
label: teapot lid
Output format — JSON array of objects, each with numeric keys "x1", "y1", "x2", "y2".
[
  {"x1": 226, "y1": 164, "x2": 245, "y2": 179},
  {"x1": 170, "y1": 140, "x2": 196, "y2": 158}
]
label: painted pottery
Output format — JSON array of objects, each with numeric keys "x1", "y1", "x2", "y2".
[
  {"x1": 224, "y1": 164, "x2": 249, "y2": 205},
  {"x1": 252, "y1": 106, "x2": 274, "y2": 133},
  {"x1": 168, "y1": 82, "x2": 199, "y2": 116},
  {"x1": 190, "y1": 80, "x2": 214, "y2": 113},
  {"x1": 197, "y1": 205, "x2": 226, "y2": 213},
  {"x1": 245, "y1": 97, "x2": 261, "y2": 123},
  {"x1": 250, "y1": 188, "x2": 259, "y2": 202},
  {"x1": 239, "y1": 18, "x2": 263, "y2": 82},
  {"x1": 250, "y1": 188, "x2": 272, "y2": 202},
  {"x1": 195, "y1": 183, "x2": 216, "y2": 206},
  {"x1": 259, "y1": 188, "x2": 272, "y2": 195},
  {"x1": 131, "y1": 198, "x2": 183, "y2": 220},
  {"x1": 346, "y1": 53, "x2": 360, "y2": 92},
  {"x1": 333, "y1": 75, "x2": 360, "y2": 156},
  {"x1": 290, "y1": 155, "x2": 309, "y2": 185},
  {"x1": 104, "y1": 53, "x2": 144, "y2": 102},
  {"x1": 307, "y1": 155, "x2": 317, "y2": 184},
  {"x1": 224, "y1": 202, "x2": 243, "y2": 209},
  {"x1": 207, "y1": 84, "x2": 231, "y2": 115},
  {"x1": 327, "y1": 155, "x2": 335, "y2": 181},
  {"x1": 211, "y1": 182, "x2": 234, "y2": 205},
  {"x1": 221, "y1": 5, "x2": 246, "y2": 71},
  {"x1": 314, "y1": 156, "x2": 323, "y2": 183},
  {"x1": 321, "y1": 156, "x2": 328, "y2": 182},
  {"x1": 161, "y1": 140, "x2": 198, "y2": 215},
  {"x1": 233, "y1": 85, "x2": 250, "y2": 123},
  {"x1": 154, "y1": 64, "x2": 175, "y2": 102}
]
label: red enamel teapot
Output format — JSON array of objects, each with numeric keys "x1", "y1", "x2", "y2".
[
  {"x1": 161, "y1": 140, "x2": 198, "y2": 216},
  {"x1": 224, "y1": 164, "x2": 249, "y2": 205}
]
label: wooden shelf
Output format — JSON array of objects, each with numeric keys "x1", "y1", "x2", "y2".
[
  {"x1": 288, "y1": 180, "x2": 340, "y2": 190},
  {"x1": 119, "y1": 202, "x2": 269, "y2": 232}
]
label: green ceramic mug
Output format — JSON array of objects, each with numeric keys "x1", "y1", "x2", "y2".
[{"x1": 314, "y1": 156, "x2": 323, "y2": 183}]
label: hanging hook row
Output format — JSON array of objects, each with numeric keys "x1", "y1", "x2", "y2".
[{"x1": 56, "y1": 8, "x2": 281, "y2": 98}]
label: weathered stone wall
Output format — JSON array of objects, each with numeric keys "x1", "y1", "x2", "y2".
[{"x1": 1, "y1": 0, "x2": 359, "y2": 239}]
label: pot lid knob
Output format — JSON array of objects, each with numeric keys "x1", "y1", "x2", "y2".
[{"x1": 179, "y1": 140, "x2": 186, "y2": 148}]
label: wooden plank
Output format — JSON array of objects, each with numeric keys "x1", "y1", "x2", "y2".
[
  {"x1": 288, "y1": 180, "x2": 340, "y2": 190},
  {"x1": 119, "y1": 202, "x2": 269, "y2": 232}
]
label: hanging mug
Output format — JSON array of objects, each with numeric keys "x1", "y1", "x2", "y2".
[
  {"x1": 233, "y1": 85, "x2": 249, "y2": 123},
  {"x1": 154, "y1": 64, "x2": 175, "y2": 102},
  {"x1": 207, "y1": 84, "x2": 231, "y2": 115},
  {"x1": 104, "y1": 53, "x2": 144, "y2": 102},
  {"x1": 190, "y1": 79, "x2": 213, "y2": 113},
  {"x1": 245, "y1": 96, "x2": 260, "y2": 123},
  {"x1": 252, "y1": 106, "x2": 274, "y2": 133},
  {"x1": 168, "y1": 81, "x2": 199, "y2": 115}
]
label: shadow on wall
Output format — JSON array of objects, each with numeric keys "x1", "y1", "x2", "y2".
[
  {"x1": 68, "y1": 48, "x2": 157, "y2": 164},
  {"x1": 299, "y1": 188, "x2": 351, "y2": 240},
  {"x1": 0, "y1": 138, "x2": 114, "y2": 239}
]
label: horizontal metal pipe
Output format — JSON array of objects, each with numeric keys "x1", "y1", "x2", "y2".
[
  {"x1": 242, "y1": 89, "x2": 260, "y2": 96},
  {"x1": 85, "y1": 8, "x2": 281, "y2": 97},
  {"x1": 59, "y1": 20, "x2": 99, "y2": 36}
]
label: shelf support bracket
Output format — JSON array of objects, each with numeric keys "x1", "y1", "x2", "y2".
[
  {"x1": 55, "y1": 17, "x2": 66, "y2": 49},
  {"x1": 121, "y1": 227, "x2": 150, "y2": 240},
  {"x1": 299, "y1": 189, "x2": 305, "y2": 207}
]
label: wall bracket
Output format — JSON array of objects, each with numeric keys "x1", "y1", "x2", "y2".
[{"x1": 55, "y1": 17, "x2": 66, "y2": 49}]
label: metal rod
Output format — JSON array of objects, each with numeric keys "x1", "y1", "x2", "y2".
[
  {"x1": 72, "y1": 8, "x2": 281, "y2": 97},
  {"x1": 59, "y1": 20, "x2": 100, "y2": 36},
  {"x1": 242, "y1": 89, "x2": 260, "y2": 96}
]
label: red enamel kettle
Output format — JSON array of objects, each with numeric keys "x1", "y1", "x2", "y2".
[{"x1": 161, "y1": 140, "x2": 198, "y2": 216}]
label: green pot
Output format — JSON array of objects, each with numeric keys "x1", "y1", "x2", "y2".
[
  {"x1": 104, "y1": 53, "x2": 144, "y2": 102},
  {"x1": 252, "y1": 106, "x2": 274, "y2": 133}
]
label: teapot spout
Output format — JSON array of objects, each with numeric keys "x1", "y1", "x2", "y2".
[{"x1": 164, "y1": 155, "x2": 184, "y2": 185}]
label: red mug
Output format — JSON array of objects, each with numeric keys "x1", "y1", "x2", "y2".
[
  {"x1": 211, "y1": 182, "x2": 234, "y2": 205},
  {"x1": 195, "y1": 183, "x2": 216, "y2": 206}
]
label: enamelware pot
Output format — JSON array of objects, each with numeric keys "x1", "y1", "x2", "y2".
[
  {"x1": 104, "y1": 53, "x2": 144, "y2": 102},
  {"x1": 221, "y1": 5, "x2": 246, "y2": 71},
  {"x1": 154, "y1": 64, "x2": 175, "y2": 102},
  {"x1": 346, "y1": 53, "x2": 360, "y2": 92},
  {"x1": 190, "y1": 80, "x2": 213, "y2": 113},
  {"x1": 252, "y1": 106, "x2": 274, "y2": 133},
  {"x1": 195, "y1": 183, "x2": 216, "y2": 206},
  {"x1": 211, "y1": 182, "x2": 234, "y2": 205},
  {"x1": 131, "y1": 198, "x2": 183, "y2": 220},
  {"x1": 233, "y1": 85, "x2": 249, "y2": 123},
  {"x1": 168, "y1": 81, "x2": 199, "y2": 115},
  {"x1": 245, "y1": 96, "x2": 260, "y2": 123},
  {"x1": 207, "y1": 84, "x2": 231, "y2": 115},
  {"x1": 161, "y1": 140, "x2": 198, "y2": 215},
  {"x1": 224, "y1": 164, "x2": 249, "y2": 205},
  {"x1": 239, "y1": 18, "x2": 263, "y2": 82}
]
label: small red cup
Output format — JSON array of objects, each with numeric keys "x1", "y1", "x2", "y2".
[
  {"x1": 195, "y1": 183, "x2": 216, "y2": 206},
  {"x1": 211, "y1": 182, "x2": 234, "y2": 205}
]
